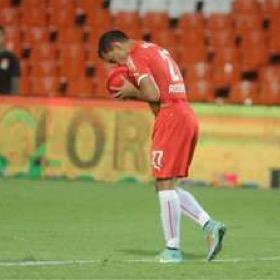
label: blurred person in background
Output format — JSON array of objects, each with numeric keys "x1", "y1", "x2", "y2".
[
  {"x1": 0, "y1": 25, "x2": 20, "y2": 95},
  {"x1": 98, "y1": 30, "x2": 226, "y2": 263}
]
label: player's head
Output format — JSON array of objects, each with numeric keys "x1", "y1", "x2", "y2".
[
  {"x1": 0, "y1": 26, "x2": 5, "y2": 48},
  {"x1": 98, "y1": 30, "x2": 130, "y2": 65}
]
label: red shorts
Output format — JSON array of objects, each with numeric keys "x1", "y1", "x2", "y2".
[{"x1": 151, "y1": 102, "x2": 199, "y2": 179}]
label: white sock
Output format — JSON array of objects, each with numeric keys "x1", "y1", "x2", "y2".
[
  {"x1": 158, "y1": 190, "x2": 181, "y2": 249},
  {"x1": 176, "y1": 187, "x2": 210, "y2": 228}
]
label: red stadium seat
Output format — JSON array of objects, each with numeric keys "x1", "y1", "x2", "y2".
[
  {"x1": 67, "y1": 76, "x2": 94, "y2": 98},
  {"x1": 86, "y1": 9, "x2": 112, "y2": 29},
  {"x1": 206, "y1": 14, "x2": 234, "y2": 32},
  {"x1": 49, "y1": 6, "x2": 76, "y2": 29},
  {"x1": 20, "y1": 0, "x2": 48, "y2": 9},
  {"x1": 0, "y1": 8, "x2": 19, "y2": 26},
  {"x1": 20, "y1": 7, "x2": 48, "y2": 29},
  {"x1": 187, "y1": 80, "x2": 214, "y2": 103},
  {"x1": 30, "y1": 43, "x2": 57, "y2": 61},
  {"x1": 207, "y1": 30, "x2": 235, "y2": 51},
  {"x1": 23, "y1": 27, "x2": 49, "y2": 45},
  {"x1": 93, "y1": 65, "x2": 109, "y2": 97},
  {"x1": 213, "y1": 47, "x2": 239, "y2": 64},
  {"x1": 58, "y1": 43, "x2": 86, "y2": 78},
  {"x1": 113, "y1": 12, "x2": 142, "y2": 39},
  {"x1": 19, "y1": 76, "x2": 31, "y2": 96},
  {"x1": 57, "y1": 28, "x2": 83, "y2": 44},
  {"x1": 232, "y1": 0, "x2": 261, "y2": 14},
  {"x1": 230, "y1": 81, "x2": 259, "y2": 104},
  {"x1": 239, "y1": 30, "x2": 268, "y2": 71},
  {"x1": 259, "y1": 66, "x2": 280, "y2": 104},
  {"x1": 212, "y1": 62, "x2": 240, "y2": 88},
  {"x1": 234, "y1": 14, "x2": 263, "y2": 36},
  {"x1": 30, "y1": 60, "x2": 59, "y2": 77},
  {"x1": 185, "y1": 62, "x2": 211, "y2": 83},
  {"x1": 4, "y1": 26, "x2": 21, "y2": 57},
  {"x1": 179, "y1": 13, "x2": 204, "y2": 34},
  {"x1": 261, "y1": 0, "x2": 280, "y2": 17},
  {"x1": 142, "y1": 12, "x2": 169, "y2": 35},
  {"x1": 30, "y1": 76, "x2": 59, "y2": 97},
  {"x1": 0, "y1": 0, "x2": 11, "y2": 9}
]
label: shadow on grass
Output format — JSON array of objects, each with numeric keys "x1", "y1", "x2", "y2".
[{"x1": 119, "y1": 249, "x2": 204, "y2": 260}]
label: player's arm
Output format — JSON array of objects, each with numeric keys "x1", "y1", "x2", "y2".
[{"x1": 113, "y1": 76, "x2": 160, "y2": 102}]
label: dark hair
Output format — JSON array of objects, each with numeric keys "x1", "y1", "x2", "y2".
[
  {"x1": 0, "y1": 25, "x2": 4, "y2": 34},
  {"x1": 98, "y1": 30, "x2": 129, "y2": 58}
]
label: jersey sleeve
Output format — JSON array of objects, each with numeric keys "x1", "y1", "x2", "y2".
[{"x1": 129, "y1": 54, "x2": 152, "y2": 87}]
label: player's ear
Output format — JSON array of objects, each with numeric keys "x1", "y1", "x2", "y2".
[{"x1": 112, "y1": 42, "x2": 123, "y2": 50}]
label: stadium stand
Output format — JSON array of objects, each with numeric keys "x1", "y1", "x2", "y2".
[{"x1": 0, "y1": 0, "x2": 278, "y2": 104}]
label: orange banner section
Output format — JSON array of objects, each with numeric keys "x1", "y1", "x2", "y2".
[{"x1": 0, "y1": 97, "x2": 279, "y2": 187}]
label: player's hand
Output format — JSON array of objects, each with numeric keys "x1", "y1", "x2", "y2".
[{"x1": 110, "y1": 78, "x2": 139, "y2": 100}]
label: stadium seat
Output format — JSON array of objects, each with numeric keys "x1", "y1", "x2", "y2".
[
  {"x1": 113, "y1": 12, "x2": 142, "y2": 39},
  {"x1": 93, "y1": 65, "x2": 109, "y2": 97},
  {"x1": 30, "y1": 76, "x2": 59, "y2": 97},
  {"x1": 4, "y1": 26, "x2": 21, "y2": 57},
  {"x1": 261, "y1": 0, "x2": 280, "y2": 17},
  {"x1": 213, "y1": 47, "x2": 239, "y2": 64},
  {"x1": 58, "y1": 43, "x2": 86, "y2": 78},
  {"x1": 0, "y1": 0, "x2": 11, "y2": 9},
  {"x1": 232, "y1": 0, "x2": 261, "y2": 15},
  {"x1": 234, "y1": 14, "x2": 263, "y2": 37},
  {"x1": 49, "y1": 5, "x2": 76, "y2": 29},
  {"x1": 185, "y1": 62, "x2": 211, "y2": 83},
  {"x1": 22, "y1": 27, "x2": 49, "y2": 46},
  {"x1": 259, "y1": 66, "x2": 280, "y2": 104},
  {"x1": 20, "y1": 7, "x2": 48, "y2": 29},
  {"x1": 212, "y1": 62, "x2": 240, "y2": 88},
  {"x1": 48, "y1": 0, "x2": 76, "y2": 9},
  {"x1": 19, "y1": 76, "x2": 31, "y2": 96},
  {"x1": 142, "y1": 12, "x2": 169, "y2": 34},
  {"x1": 239, "y1": 30, "x2": 268, "y2": 71},
  {"x1": 0, "y1": 7, "x2": 19, "y2": 26},
  {"x1": 30, "y1": 43, "x2": 58, "y2": 61},
  {"x1": 206, "y1": 14, "x2": 234, "y2": 31},
  {"x1": 86, "y1": 9, "x2": 112, "y2": 29},
  {"x1": 229, "y1": 81, "x2": 259, "y2": 104},
  {"x1": 67, "y1": 76, "x2": 94, "y2": 98},
  {"x1": 207, "y1": 30, "x2": 235, "y2": 50},
  {"x1": 187, "y1": 80, "x2": 214, "y2": 103},
  {"x1": 30, "y1": 60, "x2": 59, "y2": 77},
  {"x1": 20, "y1": 0, "x2": 48, "y2": 9},
  {"x1": 76, "y1": 0, "x2": 101, "y2": 11},
  {"x1": 57, "y1": 28, "x2": 83, "y2": 44},
  {"x1": 179, "y1": 13, "x2": 204, "y2": 34}
]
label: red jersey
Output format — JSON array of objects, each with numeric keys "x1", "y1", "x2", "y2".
[{"x1": 126, "y1": 41, "x2": 187, "y2": 105}]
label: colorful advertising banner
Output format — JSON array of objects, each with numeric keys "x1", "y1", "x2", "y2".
[{"x1": 0, "y1": 97, "x2": 279, "y2": 187}]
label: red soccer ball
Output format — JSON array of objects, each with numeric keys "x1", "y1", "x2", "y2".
[{"x1": 106, "y1": 66, "x2": 130, "y2": 96}]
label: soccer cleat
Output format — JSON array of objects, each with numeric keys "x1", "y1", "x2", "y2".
[
  {"x1": 203, "y1": 220, "x2": 226, "y2": 261},
  {"x1": 156, "y1": 248, "x2": 183, "y2": 263}
]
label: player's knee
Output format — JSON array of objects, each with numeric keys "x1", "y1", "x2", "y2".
[{"x1": 155, "y1": 178, "x2": 175, "y2": 191}]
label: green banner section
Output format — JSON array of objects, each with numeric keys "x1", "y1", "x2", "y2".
[{"x1": 0, "y1": 97, "x2": 279, "y2": 187}]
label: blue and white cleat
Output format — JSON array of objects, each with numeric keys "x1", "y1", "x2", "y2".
[
  {"x1": 203, "y1": 220, "x2": 226, "y2": 261},
  {"x1": 156, "y1": 248, "x2": 183, "y2": 263}
]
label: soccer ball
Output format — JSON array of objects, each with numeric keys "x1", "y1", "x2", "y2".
[{"x1": 106, "y1": 66, "x2": 129, "y2": 96}]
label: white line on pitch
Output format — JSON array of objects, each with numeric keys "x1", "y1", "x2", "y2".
[{"x1": 0, "y1": 256, "x2": 280, "y2": 267}]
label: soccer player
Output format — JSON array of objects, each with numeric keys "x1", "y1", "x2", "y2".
[{"x1": 98, "y1": 30, "x2": 226, "y2": 263}]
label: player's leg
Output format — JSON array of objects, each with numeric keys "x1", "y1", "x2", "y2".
[
  {"x1": 155, "y1": 178, "x2": 183, "y2": 263},
  {"x1": 174, "y1": 129, "x2": 226, "y2": 261}
]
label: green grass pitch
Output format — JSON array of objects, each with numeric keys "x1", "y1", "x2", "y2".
[{"x1": 0, "y1": 178, "x2": 280, "y2": 279}]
